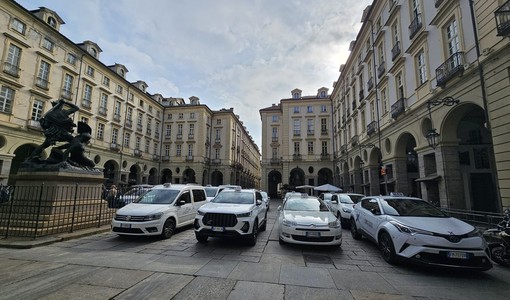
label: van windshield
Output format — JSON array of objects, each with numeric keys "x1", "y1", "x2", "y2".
[{"x1": 135, "y1": 189, "x2": 179, "y2": 204}]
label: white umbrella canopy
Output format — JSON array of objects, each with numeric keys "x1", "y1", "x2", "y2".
[
  {"x1": 296, "y1": 185, "x2": 316, "y2": 189},
  {"x1": 314, "y1": 184, "x2": 343, "y2": 192}
]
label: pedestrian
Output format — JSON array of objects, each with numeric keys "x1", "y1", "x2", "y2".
[{"x1": 107, "y1": 185, "x2": 118, "y2": 208}]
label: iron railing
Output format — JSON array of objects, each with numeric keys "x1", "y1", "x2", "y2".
[
  {"x1": 443, "y1": 208, "x2": 504, "y2": 229},
  {"x1": 495, "y1": 0, "x2": 510, "y2": 36}
]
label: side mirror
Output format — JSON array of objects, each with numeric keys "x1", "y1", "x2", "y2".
[
  {"x1": 176, "y1": 199, "x2": 186, "y2": 206},
  {"x1": 277, "y1": 205, "x2": 282, "y2": 211},
  {"x1": 370, "y1": 208, "x2": 380, "y2": 215},
  {"x1": 256, "y1": 199, "x2": 263, "y2": 206},
  {"x1": 331, "y1": 200, "x2": 338, "y2": 204}
]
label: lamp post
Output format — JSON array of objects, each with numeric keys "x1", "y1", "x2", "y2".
[{"x1": 426, "y1": 97, "x2": 460, "y2": 149}]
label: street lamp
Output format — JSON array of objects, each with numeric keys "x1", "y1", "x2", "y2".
[{"x1": 426, "y1": 97, "x2": 459, "y2": 149}]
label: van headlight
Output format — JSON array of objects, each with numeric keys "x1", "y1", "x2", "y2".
[
  {"x1": 143, "y1": 212, "x2": 163, "y2": 221},
  {"x1": 237, "y1": 211, "x2": 252, "y2": 218},
  {"x1": 328, "y1": 219, "x2": 341, "y2": 228}
]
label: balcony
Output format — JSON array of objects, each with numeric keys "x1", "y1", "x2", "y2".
[
  {"x1": 162, "y1": 156, "x2": 170, "y2": 161},
  {"x1": 27, "y1": 119, "x2": 41, "y2": 130},
  {"x1": 152, "y1": 154, "x2": 160, "y2": 161},
  {"x1": 146, "y1": 128, "x2": 152, "y2": 136},
  {"x1": 307, "y1": 130, "x2": 315, "y2": 136},
  {"x1": 367, "y1": 121, "x2": 377, "y2": 136},
  {"x1": 188, "y1": 134, "x2": 194, "y2": 139},
  {"x1": 81, "y1": 99, "x2": 91, "y2": 109},
  {"x1": 125, "y1": 119, "x2": 132, "y2": 128},
  {"x1": 351, "y1": 135, "x2": 359, "y2": 147},
  {"x1": 391, "y1": 97, "x2": 406, "y2": 119},
  {"x1": 435, "y1": 52, "x2": 465, "y2": 87},
  {"x1": 293, "y1": 131, "x2": 301, "y2": 137},
  {"x1": 435, "y1": 0, "x2": 444, "y2": 8},
  {"x1": 136, "y1": 124, "x2": 143, "y2": 132},
  {"x1": 212, "y1": 158, "x2": 221, "y2": 164},
  {"x1": 270, "y1": 158, "x2": 282, "y2": 165},
  {"x1": 177, "y1": 134, "x2": 183, "y2": 140},
  {"x1": 134, "y1": 149, "x2": 142, "y2": 157},
  {"x1": 154, "y1": 132, "x2": 160, "y2": 139},
  {"x1": 2, "y1": 61, "x2": 20, "y2": 77},
  {"x1": 391, "y1": 41, "x2": 401, "y2": 62},
  {"x1": 495, "y1": 1, "x2": 510, "y2": 36},
  {"x1": 61, "y1": 89, "x2": 73, "y2": 100},
  {"x1": 35, "y1": 76, "x2": 49, "y2": 89},
  {"x1": 367, "y1": 77, "x2": 374, "y2": 91},
  {"x1": 377, "y1": 61, "x2": 386, "y2": 78},
  {"x1": 110, "y1": 143, "x2": 119, "y2": 151},
  {"x1": 98, "y1": 107, "x2": 107, "y2": 116},
  {"x1": 186, "y1": 155, "x2": 193, "y2": 162},
  {"x1": 321, "y1": 129, "x2": 328, "y2": 135},
  {"x1": 320, "y1": 153, "x2": 331, "y2": 161},
  {"x1": 165, "y1": 134, "x2": 171, "y2": 140},
  {"x1": 409, "y1": 13, "x2": 422, "y2": 40},
  {"x1": 215, "y1": 138, "x2": 221, "y2": 144},
  {"x1": 271, "y1": 137, "x2": 278, "y2": 142},
  {"x1": 293, "y1": 154, "x2": 302, "y2": 161},
  {"x1": 340, "y1": 144, "x2": 347, "y2": 154}
]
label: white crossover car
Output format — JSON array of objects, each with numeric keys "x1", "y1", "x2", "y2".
[
  {"x1": 350, "y1": 194, "x2": 492, "y2": 271},
  {"x1": 327, "y1": 193, "x2": 365, "y2": 228},
  {"x1": 277, "y1": 195, "x2": 342, "y2": 247},
  {"x1": 194, "y1": 188, "x2": 267, "y2": 246},
  {"x1": 112, "y1": 184, "x2": 207, "y2": 239}
]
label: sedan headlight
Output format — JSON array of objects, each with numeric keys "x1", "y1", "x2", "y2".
[
  {"x1": 328, "y1": 219, "x2": 341, "y2": 228},
  {"x1": 282, "y1": 218, "x2": 297, "y2": 227},
  {"x1": 389, "y1": 220, "x2": 433, "y2": 236},
  {"x1": 237, "y1": 211, "x2": 252, "y2": 218},
  {"x1": 342, "y1": 207, "x2": 352, "y2": 213},
  {"x1": 197, "y1": 210, "x2": 205, "y2": 216},
  {"x1": 143, "y1": 212, "x2": 163, "y2": 221}
]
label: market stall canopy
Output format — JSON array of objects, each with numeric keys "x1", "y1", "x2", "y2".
[{"x1": 314, "y1": 184, "x2": 343, "y2": 192}]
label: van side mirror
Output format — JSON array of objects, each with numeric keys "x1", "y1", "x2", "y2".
[{"x1": 176, "y1": 199, "x2": 186, "y2": 206}]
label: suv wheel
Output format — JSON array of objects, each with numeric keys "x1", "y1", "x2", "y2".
[
  {"x1": 379, "y1": 232, "x2": 398, "y2": 264},
  {"x1": 260, "y1": 213, "x2": 267, "y2": 231},
  {"x1": 350, "y1": 218, "x2": 362, "y2": 240},
  {"x1": 195, "y1": 232, "x2": 208, "y2": 243},
  {"x1": 161, "y1": 218, "x2": 175, "y2": 239},
  {"x1": 246, "y1": 220, "x2": 258, "y2": 246}
]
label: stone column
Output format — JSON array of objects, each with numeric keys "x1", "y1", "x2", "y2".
[{"x1": 438, "y1": 145, "x2": 465, "y2": 209}]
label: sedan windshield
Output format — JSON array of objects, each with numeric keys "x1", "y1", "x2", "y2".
[
  {"x1": 381, "y1": 198, "x2": 448, "y2": 217},
  {"x1": 212, "y1": 192, "x2": 254, "y2": 204},
  {"x1": 135, "y1": 189, "x2": 179, "y2": 204},
  {"x1": 284, "y1": 198, "x2": 329, "y2": 212}
]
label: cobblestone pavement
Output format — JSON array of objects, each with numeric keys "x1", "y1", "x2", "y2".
[{"x1": 1, "y1": 199, "x2": 509, "y2": 299}]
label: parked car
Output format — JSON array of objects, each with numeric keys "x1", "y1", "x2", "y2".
[
  {"x1": 111, "y1": 183, "x2": 207, "y2": 239},
  {"x1": 277, "y1": 194, "x2": 342, "y2": 247},
  {"x1": 204, "y1": 184, "x2": 242, "y2": 202},
  {"x1": 327, "y1": 193, "x2": 365, "y2": 228},
  {"x1": 119, "y1": 184, "x2": 153, "y2": 205},
  {"x1": 350, "y1": 194, "x2": 492, "y2": 271},
  {"x1": 284, "y1": 191, "x2": 302, "y2": 202},
  {"x1": 260, "y1": 191, "x2": 270, "y2": 210},
  {"x1": 194, "y1": 187, "x2": 267, "y2": 246}
]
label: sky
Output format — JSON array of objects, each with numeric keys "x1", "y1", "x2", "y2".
[{"x1": 16, "y1": 0, "x2": 372, "y2": 149}]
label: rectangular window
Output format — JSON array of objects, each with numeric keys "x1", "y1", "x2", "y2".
[
  {"x1": 307, "y1": 141, "x2": 314, "y2": 154},
  {"x1": 215, "y1": 128, "x2": 221, "y2": 140},
  {"x1": 321, "y1": 118, "x2": 327, "y2": 132},
  {"x1": 272, "y1": 115, "x2": 278, "y2": 122},
  {"x1": 116, "y1": 85, "x2": 123, "y2": 94},
  {"x1": 114, "y1": 101, "x2": 121, "y2": 117},
  {"x1": 417, "y1": 49, "x2": 427, "y2": 85},
  {"x1": 307, "y1": 106, "x2": 313, "y2": 113},
  {"x1": 137, "y1": 113, "x2": 143, "y2": 126},
  {"x1": 166, "y1": 124, "x2": 171, "y2": 137},
  {"x1": 66, "y1": 53, "x2": 76, "y2": 65},
  {"x1": 5, "y1": 44, "x2": 22, "y2": 76},
  {"x1": 293, "y1": 119, "x2": 301, "y2": 136},
  {"x1": 307, "y1": 119, "x2": 314, "y2": 135},
  {"x1": 188, "y1": 144, "x2": 193, "y2": 156},
  {"x1": 97, "y1": 123, "x2": 105, "y2": 140},
  {"x1": 446, "y1": 18, "x2": 460, "y2": 56},
  {"x1": 216, "y1": 119, "x2": 221, "y2": 125},
  {"x1": 189, "y1": 124, "x2": 195, "y2": 136},
  {"x1": 124, "y1": 133, "x2": 130, "y2": 147},
  {"x1": 112, "y1": 128, "x2": 119, "y2": 144},
  {"x1": 178, "y1": 113, "x2": 183, "y2": 119},
  {"x1": 11, "y1": 18, "x2": 26, "y2": 34},
  {"x1": 177, "y1": 124, "x2": 183, "y2": 135},
  {"x1": 321, "y1": 105, "x2": 327, "y2": 112},
  {"x1": 176, "y1": 144, "x2": 182, "y2": 156},
  {"x1": 370, "y1": 101, "x2": 376, "y2": 122},
  {"x1": 272, "y1": 127, "x2": 278, "y2": 138},
  {"x1": 294, "y1": 106, "x2": 300, "y2": 113},
  {"x1": 31, "y1": 99, "x2": 44, "y2": 120},
  {"x1": 36, "y1": 60, "x2": 50, "y2": 89},
  {"x1": 62, "y1": 74, "x2": 74, "y2": 99},
  {"x1": 168, "y1": 113, "x2": 172, "y2": 119},
  {"x1": 322, "y1": 141, "x2": 328, "y2": 155},
  {"x1": 102, "y1": 76, "x2": 110, "y2": 87},
  {"x1": 294, "y1": 142, "x2": 300, "y2": 154},
  {"x1": 83, "y1": 84, "x2": 92, "y2": 102},
  {"x1": 396, "y1": 72, "x2": 404, "y2": 99},
  {"x1": 164, "y1": 145, "x2": 170, "y2": 156},
  {"x1": 86, "y1": 66, "x2": 94, "y2": 77},
  {"x1": 272, "y1": 148, "x2": 278, "y2": 159},
  {"x1": 127, "y1": 107, "x2": 133, "y2": 121},
  {"x1": 42, "y1": 38, "x2": 54, "y2": 52},
  {"x1": 381, "y1": 88, "x2": 388, "y2": 114},
  {"x1": 190, "y1": 112, "x2": 195, "y2": 119},
  {"x1": 215, "y1": 148, "x2": 220, "y2": 159},
  {"x1": 153, "y1": 143, "x2": 158, "y2": 155},
  {"x1": 129, "y1": 92, "x2": 134, "y2": 102},
  {"x1": 145, "y1": 139, "x2": 150, "y2": 153},
  {"x1": 135, "y1": 137, "x2": 141, "y2": 150},
  {"x1": 100, "y1": 93, "x2": 108, "y2": 108}
]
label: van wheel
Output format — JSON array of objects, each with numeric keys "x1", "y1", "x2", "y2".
[
  {"x1": 246, "y1": 220, "x2": 258, "y2": 246},
  {"x1": 161, "y1": 218, "x2": 175, "y2": 239}
]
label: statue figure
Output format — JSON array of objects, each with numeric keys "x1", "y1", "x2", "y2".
[{"x1": 24, "y1": 99, "x2": 95, "y2": 170}]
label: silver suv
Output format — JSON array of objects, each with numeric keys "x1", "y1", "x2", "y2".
[
  {"x1": 112, "y1": 183, "x2": 207, "y2": 239},
  {"x1": 194, "y1": 188, "x2": 267, "y2": 245}
]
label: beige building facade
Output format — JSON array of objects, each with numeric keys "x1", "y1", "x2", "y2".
[
  {"x1": 0, "y1": 1, "x2": 260, "y2": 188},
  {"x1": 260, "y1": 88, "x2": 334, "y2": 198},
  {"x1": 331, "y1": 0, "x2": 509, "y2": 212}
]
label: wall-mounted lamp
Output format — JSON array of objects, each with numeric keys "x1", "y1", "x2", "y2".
[{"x1": 426, "y1": 96, "x2": 460, "y2": 149}]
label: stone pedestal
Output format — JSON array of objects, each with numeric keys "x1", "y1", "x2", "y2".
[{"x1": 1, "y1": 169, "x2": 113, "y2": 238}]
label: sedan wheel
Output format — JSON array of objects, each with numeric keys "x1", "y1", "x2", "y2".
[
  {"x1": 350, "y1": 218, "x2": 362, "y2": 240},
  {"x1": 379, "y1": 232, "x2": 398, "y2": 264},
  {"x1": 160, "y1": 218, "x2": 175, "y2": 239}
]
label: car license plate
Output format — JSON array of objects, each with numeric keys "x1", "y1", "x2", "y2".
[
  {"x1": 211, "y1": 226, "x2": 225, "y2": 232},
  {"x1": 120, "y1": 223, "x2": 131, "y2": 228},
  {"x1": 306, "y1": 231, "x2": 320, "y2": 237},
  {"x1": 446, "y1": 251, "x2": 469, "y2": 259}
]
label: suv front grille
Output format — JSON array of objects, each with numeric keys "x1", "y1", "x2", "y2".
[
  {"x1": 203, "y1": 213, "x2": 237, "y2": 227},
  {"x1": 115, "y1": 215, "x2": 146, "y2": 222}
]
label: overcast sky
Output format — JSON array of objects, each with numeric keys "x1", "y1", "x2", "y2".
[{"x1": 17, "y1": 0, "x2": 372, "y2": 149}]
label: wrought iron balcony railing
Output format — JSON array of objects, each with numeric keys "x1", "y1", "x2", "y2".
[
  {"x1": 391, "y1": 41, "x2": 401, "y2": 61},
  {"x1": 435, "y1": 0, "x2": 444, "y2": 8},
  {"x1": 35, "y1": 77, "x2": 49, "y2": 89},
  {"x1": 495, "y1": 0, "x2": 510, "y2": 36},
  {"x1": 367, "y1": 121, "x2": 377, "y2": 136},
  {"x1": 340, "y1": 144, "x2": 347, "y2": 154},
  {"x1": 391, "y1": 97, "x2": 406, "y2": 119},
  {"x1": 377, "y1": 61, "x2": 386, "y2": 78},
  {"x1": 367, "y1": 77, "x2": 374, "y2": 91},
  {"x1": 125, "y1": 119, "x2": 132, "y2": 128},
  {"x1": 351, "y1": 135, "x2": 359, "y2": 146},
  {"x1": 270, "y1": 158, "x2": 281, "y2": 165},
  {"x1": 293, "y1": 154, "x2": 302, "y2": 161},
  {"x1": 81, "y1": 99, "x2": 91, "y2": 109},
  {"x1": 435, "y1": 51, "x2": 465, "y2": 87},
  {"x1": 409, "y1": 13, "x2": 422, "y2": 40},
  {"x1": 2, "y1": 61, "x2": 20, "y2": 77}
]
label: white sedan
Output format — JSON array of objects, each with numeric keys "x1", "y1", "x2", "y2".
[
  {"x1": 277, "y1": 195, "x2": 342, "y2": 247},
  {"x1": 350, "y1": 195, "x2": 492, "y2": 271}
]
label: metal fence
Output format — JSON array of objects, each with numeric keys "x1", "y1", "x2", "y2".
[{"x1": 443, "y1": 208, "x2": 505, "y2": 229}]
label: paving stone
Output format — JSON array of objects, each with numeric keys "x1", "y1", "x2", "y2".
[
  {"x1": 228, "y1": 261, "x2": 281, "y2": 283},
  {"x1": 260, "y1": 253, "x2": 305, "y2": 266},
  {"x1": 222, "y1": 254, "x2": 261, "y2": 263},
  {"x1": 350, "y1": 290, "x2": 413, "y2": 300},
  {"x1": 329, "y1": 269, "x2": 398, "y2": 294},
  {"x1": 141, "y1": 255, "x2": 211, "y2": 275},
  {"x1": 173, "y1": 276, "x2": 236, "y2": 300},
  {"x1": 195, "y1": 258, "x2": 239, "y2": 278},
  {"x1": 160, "y1": 249, "x2": 195, "y2": 257},
  {"x1": 39, "y1": 283, "x2": 123, "y2": 300},
  {"x1": 333, "y1": 263, "x2": 362, "y2": 271},
  {"x1": 263, "y1": 240, "x2": 303, "y2": 255},
  {"x1": 279, "y1": 264, "x2": 336, "y2": 288},
  {"x1": 116, "y1": 272, "x2": 193, "y2": 299},
  {"x1": 0, "y1": 260, "x2": 65, "y2": 285},
  {"x1": 78, "y1": 267, "x2": 154, "y2": 289},
  {"x1": 285, "y1": 285, "x2": 353, "y2": 300},
  {"x1": 227, "y1": 281, "x2": 284, "y2": 300},
  {"x1": 332, "y1": 257, "x2": 373, "y2": 266}
]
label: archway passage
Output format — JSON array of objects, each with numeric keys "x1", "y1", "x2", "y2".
[
  {"x1": 148, "y1": 168, "x2": 158, "y2": 185},
  {"x1": 317, "y1": 168, "x2": 333, "y2": 186},
  {"x1": 183, "y1": 168, "x2": 196, "y2": 184},
  {"x1": 211, "y1": 170, "x2": 223, "y2": 186},
  {"x1": 128, "y1": 165, "x2": 139, "y2": 185},
  {"x1": 103, "y1": 160, "x2": 118, "y2": 186},
  {"x1": 9, "y1": 144, "x2": 38, "y2": 185},
  {"x1": 267, "y1": 170, "x2": 282, "y2": 199},
  {"x1": 289, "y1": 168, "x2": 304, "y2": 188},
  {"x1": 161, "y1": 169, "x2": 172, "y2": 184}
]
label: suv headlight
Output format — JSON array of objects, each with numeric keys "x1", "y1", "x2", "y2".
[
  {"x1": 342, "y1": 207, "x2": 352, "y2": 213},
  {"x1": 328, "y1": 219, "x2": 341, "y2": 228},
  {"x1": 389, "y1": 220, "x2": 433, "y2": 236},
  {"x1": 143, "y1": 212, "x2": 163, "y2": 221},
  {"x1": 282, "y1": 218, "x2": 297, "y2": 227},
  {"x1": 197, "y1": 210, "x2": 205, "y2": 216},
  {"x1": 237, "y1": 211, "x2": 252, "y2": 218},
  {"x1": 466, "y1": 228, "x2": 481, "y2": 237}
]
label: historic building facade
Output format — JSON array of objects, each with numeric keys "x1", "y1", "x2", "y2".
[
  {"x1": 0, "y1": 1, "x2": 260, "y2": 188},
  {"x1": 260, "y1": 88, "x2": 334, "y2": 198},
  {"x1": 331, "y1": 0, "x2": 509, "y2": 212}
]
